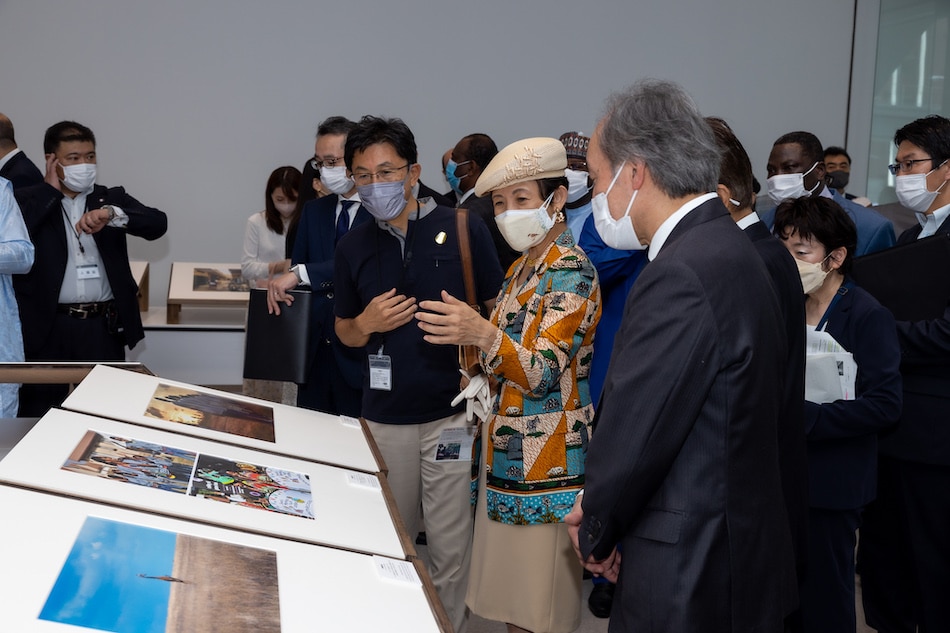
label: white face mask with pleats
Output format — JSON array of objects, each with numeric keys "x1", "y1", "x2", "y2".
[
  {"x1": 767, "y1": 162, "x2": 820, "y2": 205},
  {"x1": 495, "y1": 192, "x2": 556, "y2": 252},
  {"x1": 895, "y1": 161, "x2": 948, "y2": 212},
  {"x1": 592, "y1": 161, "x2": 645, "y2": 251},
  {"x1": 61, "y1": 163, "x2": 97, "y2": 192},
  {"x1": 320, "y1": 165, "x2": 354, "y2": 195}
]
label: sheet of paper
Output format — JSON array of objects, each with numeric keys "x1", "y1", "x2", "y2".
[
  {"x1": 431, "y1": 426, "x2": 475, "y2": 462},
  {"x1": 374, "y1": 556, "x2": 422, "y2": 585},
  {"x1": 805, "y1": 328, "x2": 856, "y2": 403}
]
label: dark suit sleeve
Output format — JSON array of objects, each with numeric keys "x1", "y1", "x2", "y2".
[
  {"x1": 294, "y1": 201, "x2": 334, "y2": 288},
  {"x1": 804, "y1": 297, "x2": 902, "y2": 440},
  {"x1": 895, "y1": 304, "x2": 950, "y2": 363},
  {"x1": 579, "y1": 261, "x2": 720, "y2": 560},
  {"x1": 12, "y1": 183, "x2": 63, "y2": 235},
  {"x1": 105, "y1": 187, "x2": 167, "y2": 240}
]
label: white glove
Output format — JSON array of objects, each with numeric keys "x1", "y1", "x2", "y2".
[{"x1": 451, "y1": 369, "x2": 492, "y2": 423}]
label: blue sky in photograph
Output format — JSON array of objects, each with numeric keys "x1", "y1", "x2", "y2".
[{"x1": 39, "y1": 517, "x2": 176, "y2": 633}]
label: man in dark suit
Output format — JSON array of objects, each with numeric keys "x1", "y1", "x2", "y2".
[
  {"x1": 449, "y1": 133, "x2": 520, "y2": 272},
  {"x1": 268, "y1": 116, "x2": 369, "y2": 417},
  {"x1": 0, "y1": 113, "x2": 43, "y2": 189},
  {"x1": 858, "y1": 114, "x2": 950, "y2": 633},
  {"x1": 13, "y1": 120, "x2": 167, "y2": 416},
  {"x1": 707, "y1": 116, "x2": 809, "y2": 630},
  {"x1": 760, "y1": 130, "x2": 895, "y2": 256},
  {"x1": 566, "y1": 80, "x2": 797, "y2": 632}
]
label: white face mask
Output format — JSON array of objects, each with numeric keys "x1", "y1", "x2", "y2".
[
  {"x1": 895, "y1": 162, "x2": 948, "y2": 213},
  {"x1": 564, "y1": 168, "x2": 591, "y2": 203},
  {"x1": 494, "y1": 193, "x2": 556, "y2": 253},
  {"x1": 274, "y1": 201, "x2": 297, "y2": 217},
  {"x1": 767, "y1": 162, "x2": 820, "y2": 205},
  {"x1": 592, "y1": 161, "x2": 645, "y2": 251},
  {"x1": 320, "y1": 165, "x2": 354, "y2": 195},
  {"x1": 61, "y1": 163, "x2": 97, "y2": 193},
  {"x1": 795, "y1": 255, "x2": 830, "y2": 295}
]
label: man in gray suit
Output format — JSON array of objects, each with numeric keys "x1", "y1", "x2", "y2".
[{"x1": 566, "y1": 79, "x2": 797, "y2": 632}]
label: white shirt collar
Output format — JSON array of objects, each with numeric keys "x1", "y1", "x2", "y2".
[
  {"x1": 648, "y1": 192, "x2": 718, "y2": 261},
  {"x1": 458, "y1": 188, "x2": 476, "y2": 205},
  {"x1": 916, "y1": 202, "x2": 950, "y2": 238},
  {"x1": 0, "y1": 147, "x2": 22, "y2": 173},
  {"x1": 735, "y1": 211, "x2": 761, "y2": 230}
]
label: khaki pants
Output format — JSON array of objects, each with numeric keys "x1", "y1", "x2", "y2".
[{"x1": 367, "y1": 412, "x2": 474, "y2": 633}]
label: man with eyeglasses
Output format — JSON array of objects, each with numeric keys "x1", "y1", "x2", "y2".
[
  {"x1": 858, "y1": 114, "x2": 950, "y2": 633},
  {"x1": 447, "y1": 133, "x2": 519, "y2": 272},
  {"x1": 268, "y1": 116, "x2": 369, "y2": 417},
  {"x1": 760, "y1": 131, "x2": 895, "y2": 256},
  {"x1": 333, "y1": 116, "x2": 503, "y2": 633}
]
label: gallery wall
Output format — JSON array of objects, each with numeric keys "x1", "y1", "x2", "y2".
[{"x1": 0, "y1": 0, "x2": 874, "y2": 308}]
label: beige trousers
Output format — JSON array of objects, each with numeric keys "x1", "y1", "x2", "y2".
[{"x1": 367, "y1": 412, "x2": 474, "y2": 633}]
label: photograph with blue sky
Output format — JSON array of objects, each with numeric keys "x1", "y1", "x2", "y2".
[{"x1": 40, "y1": 516, "x2": 281, "y2": 631}]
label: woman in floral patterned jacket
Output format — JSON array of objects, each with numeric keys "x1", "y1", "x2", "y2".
[{"x1": 416, "y1": 137, "x2": 601, "y2": 633}]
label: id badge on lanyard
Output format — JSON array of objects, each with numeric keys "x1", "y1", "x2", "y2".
[{"x1": 369, "y1": 344, "x2": 392, "y2": 391}]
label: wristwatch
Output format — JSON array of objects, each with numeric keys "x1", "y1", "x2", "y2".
[
  {"x1": 102, "y1": 205, "x2": 117, "y2": 221},
  {"x1": 290, "y1": 264, "x2": 302, "y2": 283}
]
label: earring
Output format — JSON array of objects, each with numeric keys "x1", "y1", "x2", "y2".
[{"x1": 553, "y1": 208, "x2": 565, "y2": 224}]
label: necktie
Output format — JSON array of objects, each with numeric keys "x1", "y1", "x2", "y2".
[{"x1": 336, "y1": 200, "x2": 355, "y2": 243}]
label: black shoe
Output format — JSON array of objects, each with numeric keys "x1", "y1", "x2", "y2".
[
  {"x1": 588, "y1": 582, "x2": 615, "y2": 619},
  {"x1": 415, "y1": 531, "x2": 427, "y2": 546}
]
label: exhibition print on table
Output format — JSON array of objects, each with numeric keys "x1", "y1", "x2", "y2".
[
  {"x1": 62, "y1": 431, "x2": 314, "y2": 519},
  {"x1": 192, "y1": 267, "x2": 250, "y2": 292},
  {"x1": 144, "y1": 383, "x2": 277, "y2": 442},
  {"x1": 39, "y1": 516, "x2": 281, "y2": 632}
]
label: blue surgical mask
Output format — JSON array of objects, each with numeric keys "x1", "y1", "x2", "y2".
[
  {"x1": 445, "y1": 159, "x2": 470, "y2": 196},
  {"x1": 358, "y1": 179, "x2": 409, "y2": 222}
]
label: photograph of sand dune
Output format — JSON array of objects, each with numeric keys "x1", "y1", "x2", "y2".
[
  {"x1": 144, "y1": 384, "x2": 276, "y2": 442},
  {"x1": 39, "y1": 516, "x2": 281, "y2": 632}
]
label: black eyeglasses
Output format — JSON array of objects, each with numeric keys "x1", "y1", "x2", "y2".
[
  {"x1": 888, "y1": 157, "x2": 934, "y2": 175},
  {"x1": 352, "y1": 164, "x2": 410, "y2": 186},
  {"x1": 311, "y1": 156, "x2": 345, "y2": 170}
]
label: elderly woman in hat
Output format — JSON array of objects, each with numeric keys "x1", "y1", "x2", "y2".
[{"x1": 416, "y1": 137, "x2": 601, "y2": 633}]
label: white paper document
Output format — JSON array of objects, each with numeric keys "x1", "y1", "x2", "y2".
[
  {"x1": 805, "y1": 328, "x2": 857, "y2": 403},
  {"x1": 432, "y1": 426, "x2": 475, "y2": 462},
  {"x1": 374, "y1": 556, "x2": 422, "y2": 585}
]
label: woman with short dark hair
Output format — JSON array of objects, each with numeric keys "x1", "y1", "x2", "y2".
[{"x1": 774, "y1": 196, "x2": 902, "y2": 633}]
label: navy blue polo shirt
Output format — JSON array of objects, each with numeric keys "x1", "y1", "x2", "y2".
[{"x1": 334, "y1": 200, "x2": 504, "y2": 424}]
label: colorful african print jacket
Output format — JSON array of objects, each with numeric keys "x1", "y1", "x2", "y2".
[{"x1": 475, "y1": 229, "x2": 601, "y2": 525}]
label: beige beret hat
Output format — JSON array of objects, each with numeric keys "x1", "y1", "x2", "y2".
[{"x1": 474, "y1": 137, "x2": 567, "y2": 197}]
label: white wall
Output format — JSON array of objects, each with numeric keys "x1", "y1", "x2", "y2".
[{"x1": 0, "y1": 0, "x2": 863, "y2": 308}]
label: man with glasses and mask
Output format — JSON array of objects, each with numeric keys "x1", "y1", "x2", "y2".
[
  {"x1": 761, "y1": 131, "x2": 894, "y2": 256},
  {"x1": 565, "y1": 80, "x2": 797, "y2": 632},
  {"x1": 12, "y1": 120, "x2": 167, "y2": 416},
  {"x1": 858, "y1": 114, "x2": 950, "y2": 633},
  {"x1": 268, "y1": 116, "x2": 370, "y2": 417},
  {"x1": 333, "y1": 115, "x2": 502, "y2": 633}
]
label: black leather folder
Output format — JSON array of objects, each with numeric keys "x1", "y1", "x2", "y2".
[
  {"x1": 852, "y1": 233, "x2": 950, "y2": 322},
  {"x1": 243, "y1": 288, "x2": 311, "y2": 382}
]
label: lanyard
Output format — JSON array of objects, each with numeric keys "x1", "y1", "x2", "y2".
[
  {"x1": 62, "y1": 206, "x2": 86, "y2": 255},
  {"x1": 816, "y1": 280, "x2": 853, "y2": 331}
]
